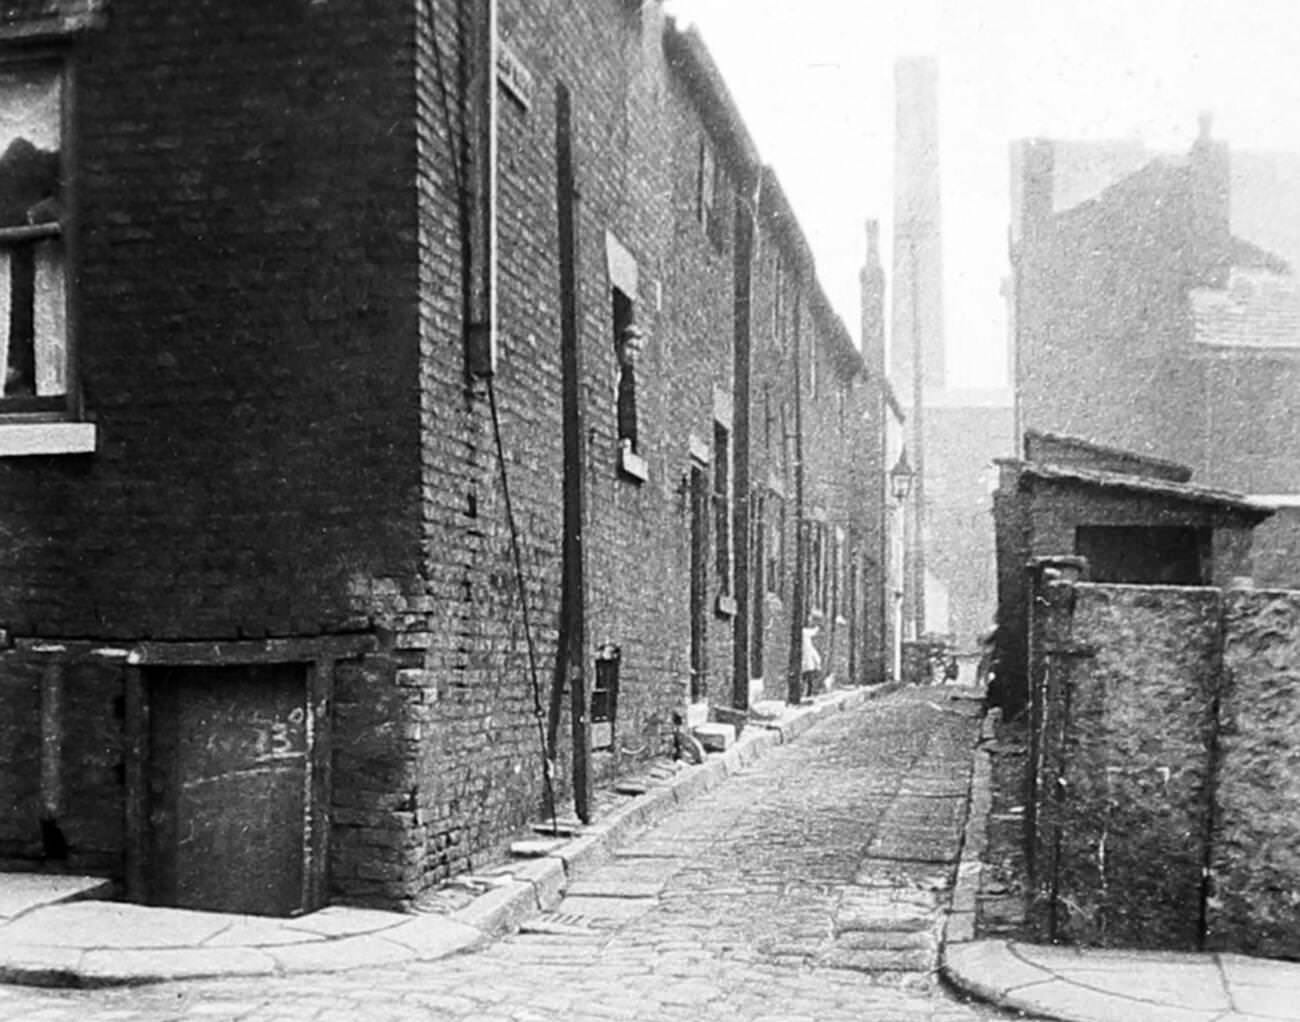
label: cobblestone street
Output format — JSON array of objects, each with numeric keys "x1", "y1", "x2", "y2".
[{"x1": 0, "y1": 687, "x2": 1034, "y2": 1021}]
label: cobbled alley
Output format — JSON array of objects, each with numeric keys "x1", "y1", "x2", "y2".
[{"x1": 0, "y1": 687, "x2": 1037, "y2": 1021}]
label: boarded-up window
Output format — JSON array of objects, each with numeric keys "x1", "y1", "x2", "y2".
[{"x1": 0, "y1": 61, "x2": 65, "y2": 408}]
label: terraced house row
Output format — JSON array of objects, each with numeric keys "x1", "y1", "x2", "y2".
[{"x1": 0, "y1": 0, "x2": 892, "y2": 915}]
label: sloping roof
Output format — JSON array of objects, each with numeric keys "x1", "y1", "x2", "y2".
[
  {"x1": 0, "y1": 0, "x2": 103, "y2": 38},
  {"x1": 1023, "y1": 429, "x2": 1193, "y2": 482},
  {"x1": 1191, "y1": 266, "x2": 1300, "y2": 351},
  {"x1": 1012, "y1": 460, "x2": 1274, "y2": 518}
]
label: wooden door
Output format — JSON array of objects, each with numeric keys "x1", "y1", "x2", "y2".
[
  {"x1": 147, "y1": 663, "x2": 309, "y2": 916},
  {"x1": 689, "y1": 462, "x2": 708, "y2": 703}
]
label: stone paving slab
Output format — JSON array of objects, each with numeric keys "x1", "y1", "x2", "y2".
[
  {"x1": 942, "y1": 938, "x2": 1300, "y2": 1022},
  {"x1": 0, "y1": 875, "x2": 113, "y2": 922}
]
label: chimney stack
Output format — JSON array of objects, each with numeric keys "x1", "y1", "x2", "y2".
[
  {"x1": 860, "y1": 219, "x2": 885, "y2": 379},
  {"x1": 1190, "y1": 111, "x2": 1230, "y2": 287},
  {"x1": 890, "y1": 56, "x2": 945, "y2": 395}
]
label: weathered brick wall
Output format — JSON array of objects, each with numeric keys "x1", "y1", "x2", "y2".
[
  {"x1": 1211, "y1": 587, "x2": 1300, "y2": 959},
  {"x1": 1031, "y1": 582, "x2": 1220, "y2": 949},
  {"x1": 405, "y1": 5, "x2": 881, "y2": 899},
  {"x1": 409, "y1": 4, "x2": 754, "y2": 890}
]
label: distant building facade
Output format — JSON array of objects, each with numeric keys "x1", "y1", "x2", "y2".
[{"x1": 1011, "y1": 116, "x2": 1300, "y2": 586}]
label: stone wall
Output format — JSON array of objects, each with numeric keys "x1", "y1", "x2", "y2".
[
  {"x1": 1027, "y1": 579, "x2": 1300, "y2": 957},
  {"x1": 1031, "y1": 582, "x2": 1218, "y2": 949},
  {"x1": 1211, "y1": 588, "x2": 1300, "y2": 959}
]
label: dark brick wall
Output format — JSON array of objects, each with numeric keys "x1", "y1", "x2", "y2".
[
  {"x1": 0, "y1": 1, "x2": 428, "y2": 890},
  {"x1": 0, "y1": 1, "x2": 425, "y2": 642}
]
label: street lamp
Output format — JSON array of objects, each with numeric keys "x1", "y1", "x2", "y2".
[{"x1": 890, "y1": 450, "x2": 915, "y2": 504}]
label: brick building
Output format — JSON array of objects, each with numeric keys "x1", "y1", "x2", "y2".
[
  {"x1": 0, "y1": 1, "x2": 884, "y2": 915},
  {"x1": 1011, "y1": 116, "x2": 1300, "y2": 587},
  {"x1": 991, "y1": 430, "x2": 1271, "y2": 717}
]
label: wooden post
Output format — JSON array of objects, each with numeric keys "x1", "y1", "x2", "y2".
[
  {"x1": 123, "y1": 665, "x2": 148, "y2": 903},
  {"x1": 732, "y1": 188, "x2": 753, "y2": 714},
  {"x1": 553, "y1": 80, "x2": 591, "y2": 822}
]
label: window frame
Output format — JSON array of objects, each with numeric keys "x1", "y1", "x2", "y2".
[
  {"x1": 0, "y1": 48, "x2": 90, "y2": 456},
  {"x1": 0, "y1": 50, "x2": 77, "y2": 422},
  {"x1": 712, "y1": 419, "x2": 731, "y2": 596}
]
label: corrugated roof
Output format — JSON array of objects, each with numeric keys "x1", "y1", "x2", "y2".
[{"x1": 1014, "y1": 460, "x2": 1274, "y2": 517}]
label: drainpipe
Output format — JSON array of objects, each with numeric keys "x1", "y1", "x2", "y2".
[
  {"x1": 786, "y1": 289, "x2": 806, "y2": 704},
  {"x1": 731, "y1": 179, "x2": 755, "y2": 714},
  {"x1": 466, "y1": 0, "x2": 498, "y2": 378}
]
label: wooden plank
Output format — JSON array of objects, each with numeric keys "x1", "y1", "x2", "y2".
[
  {"x1": 304, "y1": 659, "x2": 334, "y2": 912},
  {"x1": 128, "y1": 634, "x2": 375, "y2": 667},
  {"x1": 123, "y1": 666, "x2": 147, "y2": 903},
  {"x1": 38, "y1": 661, "x2": 63, "y2": 818}
]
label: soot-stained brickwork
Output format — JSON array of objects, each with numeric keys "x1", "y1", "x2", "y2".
[{"x1": 0, "y1": 1, "x2": 884, "y2": 912}]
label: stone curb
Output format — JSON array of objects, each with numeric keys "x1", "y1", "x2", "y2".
[
  {"x1": 941, "y1": 704, "x2": 994, "y2": 949},
  {"x1": 452, "y1": 684, "x2": 879, "y2": 940},
  {"x1": 0, "y1": 684, "x2": 886, "y2": 988}
]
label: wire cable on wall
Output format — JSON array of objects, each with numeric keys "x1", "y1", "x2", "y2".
[
  {"x1": 427, "y1": 0, "x2": 558, "y2": 832},
  {"x1": 487, "y1": 374, "x2": 559, "y2": 831}
]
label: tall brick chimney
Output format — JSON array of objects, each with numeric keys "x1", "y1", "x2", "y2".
[
  {"x1": 860, "y1": 218, "x2": 885, "y2": 380},
  {"x1": 890, "y1": 56, "x2": 944, "y2": 394}
]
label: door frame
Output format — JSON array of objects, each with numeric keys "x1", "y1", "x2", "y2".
[{"x1": 123, "y1": 634, "x2": 374, "y2": 914}]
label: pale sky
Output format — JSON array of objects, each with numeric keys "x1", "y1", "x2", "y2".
[{"x1": 664, "y1": 0, "x2": 1300, "y2": 389}]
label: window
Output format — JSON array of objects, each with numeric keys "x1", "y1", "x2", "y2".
[
  {"x1": 606, "y1": 232, "x2": 645, "y2": 481},
  {"x1": 763, "y1": 384, "x2": 773, "y2": 456},
  {"x1": 772, "y1": 252, "x2": 784, "y2": 341},
  {"x1": 697, "y1": 137, "x2": 729, "y2": 251},
  {"x1": 807, "y1": 520, "x2": 826, "y2": 614},
  {"x1": 0, "y1": 60, "x2": 66, "y2": 413},
  {"x1": 765, "y1": 495, "x2": 784, "y2": 597},
  {"x1": 833, "y1": 527, "x2": 846, "y2": 621},
  {"x1": 612, "y1": 286, "x2": 638, "y2": 453},
  {"x1": 807, "y1": 326, "x2": 818, "y2": 400},
  {"x1": 713, "y1": 421, "x2": 731, "y2": 593}
]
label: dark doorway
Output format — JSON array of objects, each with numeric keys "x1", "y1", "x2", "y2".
[
  {"x1": 1074, "y1": 526, "x2": 1210, "y2": 586},
  {"x1": 146, "y1": 663, "x2": 309, "y2": 916},
  {"x1": 750, "y1": 491, "x2": 765, "y2": 679},
  {"x1": 689, "y1": 462, "x2": 709, "y2": 702}
]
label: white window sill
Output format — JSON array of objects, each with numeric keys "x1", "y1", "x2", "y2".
[
  {"x1": 619, "y1": 446, "x2": 648, "y2": 483},
  {"x1": 0, "y1": 421, "x2": 95, "y2": 457}
]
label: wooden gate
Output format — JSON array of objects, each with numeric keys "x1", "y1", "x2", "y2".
[{"x1": 146, "y1": 663, "x2": 309, "y2": 916}]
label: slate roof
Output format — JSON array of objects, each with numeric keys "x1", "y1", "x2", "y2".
[{"x1": 1191, "y1": 266, "x2": 1300, "y2": 351}]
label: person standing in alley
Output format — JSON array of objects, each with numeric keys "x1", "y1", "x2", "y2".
[{"x1": 801, "y1": 610, "x2": 823, "y2": 700}]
